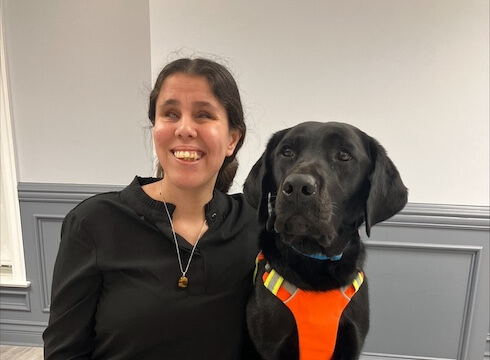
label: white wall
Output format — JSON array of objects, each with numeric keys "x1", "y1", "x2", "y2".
[
  {"x1": 4, "y1": 0, "x2": 152, "y2": 185},
  {"x1": 150, "y1": 0, "x2": 489, "y2": 206},
  {"x1": 5, "y1": 1, "x2": 489, "y2": 206}
]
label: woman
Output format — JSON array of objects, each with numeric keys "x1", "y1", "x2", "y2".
[{"x1": 43, "y1": 58, "x2": 260, "y2": 359}]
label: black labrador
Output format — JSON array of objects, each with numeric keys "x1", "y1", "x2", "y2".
[{"x1": 244, "y1": 121, "x2": 407, "y2": 360}]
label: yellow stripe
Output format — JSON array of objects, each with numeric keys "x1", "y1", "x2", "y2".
[
  {"x1": 263, "y1": 269, "x2": 276, "y2": 288},
  {"x1": 271, "y1": 276, "x2": 284, "y2": 295},
  {"x1": 353, "y1": 279, "x2": 360, "y2": 292},
  {"x1": 352, "y1": 272, "x2": 364, "y2": 292}
]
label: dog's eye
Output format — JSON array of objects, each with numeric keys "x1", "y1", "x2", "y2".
[
  {"x1": 281, "y1": 146, "x2": 294, "y2": 157},
  {"x1": 338, "y1": 150, "x2": 352, "y2": 161}
]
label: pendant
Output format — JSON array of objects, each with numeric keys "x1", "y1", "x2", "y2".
[{"x1": 178, "y1": 276, "x2": 189, "y2": 289}]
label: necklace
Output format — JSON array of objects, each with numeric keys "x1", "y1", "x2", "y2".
[{"x1": 160, "y1": 182, "x2": 207, "y2": 289}]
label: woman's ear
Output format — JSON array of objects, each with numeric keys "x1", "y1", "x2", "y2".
[{"x1": 226, "y1": 129, "x2": 241, "y2": 156}]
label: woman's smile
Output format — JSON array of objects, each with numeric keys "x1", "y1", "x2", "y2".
[{"x1": 172, "y1": 149, "x2": 204, "y2": 161}]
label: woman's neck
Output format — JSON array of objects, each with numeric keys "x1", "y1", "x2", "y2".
[
  {"x1": 158, "y1": 178, "x2": 213, "y2": 218},
  {"x1": 142, "y1": 178, "x2": 213, "y2": 243}
]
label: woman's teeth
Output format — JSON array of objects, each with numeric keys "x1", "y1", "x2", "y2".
[{"x1": 174, "y1": 150, "x2": 202, "y2": 161}]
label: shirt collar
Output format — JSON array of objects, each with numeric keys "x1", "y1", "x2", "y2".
[{"x1": 121, "y1": 176, "x2": 229, "y2": 230}]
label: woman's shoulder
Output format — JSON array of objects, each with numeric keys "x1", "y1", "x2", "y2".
[
  {"x1": 66, "y1": 176, "x2": 156, "y2": 221},
  {"x1": 65, "y1": 190, "x2": 123, "y2": 222},
  {"x1": 228, "y1": 192, "x2": 256, "y2": 214},
  {"x1": 212, "y1": 191, "x2": 258, "y2": 228}
]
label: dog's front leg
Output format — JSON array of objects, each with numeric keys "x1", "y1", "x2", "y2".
[
  {"x1": 332, "y1": 283, "x2": 370, "y2": 360},
  {"x1": 246, "y1": 284, "x2": 299, "y2": 360}
]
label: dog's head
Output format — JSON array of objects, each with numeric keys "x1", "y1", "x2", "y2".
[{"x1": 244, "y1": 121, "x2": 407, "y2": 257}]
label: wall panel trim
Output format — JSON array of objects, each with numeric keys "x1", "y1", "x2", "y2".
[
  {"x1": 384, "y1": 203, "x2": 489, "y2": 231},
  {"x1": 364, "y1": 241, "x2": 483, "y2": 360},
  {"x1": 0, "y1": 319, "x2": 48, "y2": 347},
  {"x1": 0, "y1": 288, "x2": 31, "y2": 311},
  {"x1": 17, "y1": 182, "x2": 123, "y2": 203},
  {"x1": 361, "y1": 352, "x2": 455, "y2": 360},
  {"x1": 33, "y1": 214, "x2": 65, "y2": 312}
]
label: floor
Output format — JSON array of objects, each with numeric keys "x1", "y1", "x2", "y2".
[{"x1": 0, "y1": 345, "x2": 43, "y2": 360}]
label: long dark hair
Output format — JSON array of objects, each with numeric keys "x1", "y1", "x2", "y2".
[{"x1": 148, "y1": 58, "x2": 245, "y2": 192}]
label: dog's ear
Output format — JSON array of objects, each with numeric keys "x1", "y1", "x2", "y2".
[
  {"x1": 365, "y1": 139, "x2": 408, "y2": 237},
  {"x1": 243, "y1": 154, "x2": 267, "y2": 210},
  {"x1": 244, "y1": 129, "x2": 289, "y2": 225}
]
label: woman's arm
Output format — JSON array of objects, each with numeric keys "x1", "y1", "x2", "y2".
[{"x1": 43, "y1": 211, "x2": 102, "y2": 360}]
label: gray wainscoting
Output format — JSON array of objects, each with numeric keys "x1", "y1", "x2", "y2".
[{"x1": 1, "y1": 182, "x2": 488, "y2": 360}]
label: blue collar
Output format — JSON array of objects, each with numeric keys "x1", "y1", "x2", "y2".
[{"x1": 291, "y1": 246, "x2": 343, "y2": 261}]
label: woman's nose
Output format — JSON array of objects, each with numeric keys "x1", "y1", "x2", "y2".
[{"x1": 175, "y1": 115, "x2": 197, "y2": 139}]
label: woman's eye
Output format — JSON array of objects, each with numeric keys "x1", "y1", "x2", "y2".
[
  {"x1": 197, "y1": 112, "x2": 212, "y2": 119},
  {"x1": 165, "y1": 111, "x2": 179, "y2": 119},
  {"x1": 338, "y1": 149, "x2": 352, "y2": 161},
  {"x1": 281, "y1": 146, "x2": 294, "y2": 157}
]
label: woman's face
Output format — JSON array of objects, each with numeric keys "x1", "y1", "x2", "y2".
[{"x1": 153, "y1": 73, "x2": 241, "y2": 193}]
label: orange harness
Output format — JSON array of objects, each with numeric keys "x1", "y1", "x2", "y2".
[{"x1": 257, "y1": 254, "x2": 364, "y2": 360}]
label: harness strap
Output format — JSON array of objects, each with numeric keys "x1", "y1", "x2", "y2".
[
  {"x1": 263, "y1": 267, "x2": 364, "y2": 300},
  {"x1": 255, "y1": 252, "x2": 364, "y2": 300},
  {"x1": 263, "y1": 264, "x2": 298, "y2": 301},
  {"x1": 341, "y1": 271, "x2": 364, "y2": 299},
  {"x1": 254, "y1": 252, "x2": 366, "y2": 360},
  {"x1": 253, "y1": 252, "x2": 266, "y2": 284}
]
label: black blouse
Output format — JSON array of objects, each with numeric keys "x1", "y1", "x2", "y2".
[{"x1": 43, "y1": 177, "x2": 260, "y2": 360}]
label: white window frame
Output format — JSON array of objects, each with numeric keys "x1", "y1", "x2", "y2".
[{"x1": 0, "y1": 0, "x2": 30, "y2": 288}]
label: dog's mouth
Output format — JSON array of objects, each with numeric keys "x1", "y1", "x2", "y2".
[
  {"x1": 287, "y1": 238, "x2": 324, "y2": 254},
  {"x1": 286, "y1": 231, "x2": 351, "y2": 259},
  {"x1": 275, "y1": 213, "x2": 335, "y2": 238},
  {"x1": 273, "y1": 213, "x2": 346, "y2": 259},
  {"x1": 282, "y1": 236, "x2": 344, "y2": 260},
  {"x1": 281, "y1": 214, "x2": 310, "y2": 235}
]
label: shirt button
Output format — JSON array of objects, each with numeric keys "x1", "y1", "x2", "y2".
[{"x1": 211, "y1": 212, "x2": 217, "y2": 221}]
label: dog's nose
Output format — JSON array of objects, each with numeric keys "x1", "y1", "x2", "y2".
[{"x1": 282, "y1": 174, "x2": 317, "y2": 197}]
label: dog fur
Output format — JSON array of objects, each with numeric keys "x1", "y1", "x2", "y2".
[{"x1": 244, "y1": 121, "x2": 408, "y2": 360}]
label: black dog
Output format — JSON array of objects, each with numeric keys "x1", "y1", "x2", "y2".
[{"x1": 244, "y1": 121, "x2": 407, "y2": 360}]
